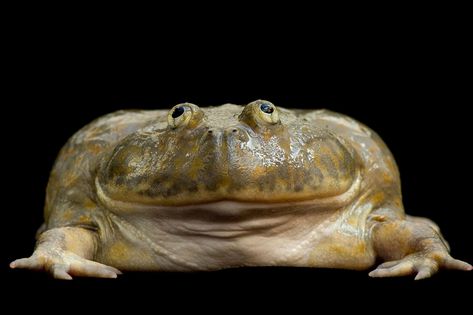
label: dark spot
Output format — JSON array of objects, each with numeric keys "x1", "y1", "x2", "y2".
[
  {"x1": 322, "y1": 155, "x2": 339, "y2": 180},
  {"x1": 232, "y1": 129, "x2": 238, "y2": 133},
  {"x1": 208, "y1": 129, "x2": 213, "y2": 134},
  {"x1": 294, "y1": 183, "x2": 304, "y2": 192},
  {"x1": 256, "y1": 173, "x2": 276, "y2": 192},
  {"x1": 115, "y1": 176, "x2": 125, "y2": 186},
  {"x1": 257, "y1": 180, "x2": 265, "y2": 192},
  {"x1": 260, "y1": 103, "x2": 274, "y2": 114},
  {"x1": 126, "y1": 175, "x2": 149, "y2": 189},
  {"x1": 204, "y1": 177, "x2": 219, "y2": 191},
  {"x1": 308, "y1": 166, "x2": 324, "y2": 188},
  {"x1": 172, "y1": 106, "x2": 185, "y2": 118},
  {"x1": 187, "y1": 181, "x2": 199, "y2": 193},
  {"x1": 163, "y1": 186, "x2": 179, "y2": 198}
]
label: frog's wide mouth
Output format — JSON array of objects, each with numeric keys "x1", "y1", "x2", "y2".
[{"x1": 95, "y1": 174, "x2": 361, "y2": 215}]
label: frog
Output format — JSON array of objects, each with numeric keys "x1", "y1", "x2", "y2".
[{"x1": 11, "y1": 100, "x2": 471, "y2": 280}]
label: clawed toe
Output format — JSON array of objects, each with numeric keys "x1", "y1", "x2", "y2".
[
  {"x1": 444, "y1": 258, "x2": 472, "y2": 271},
  {"x1": 10, "y1": 257, "x2": 42, "y2": 270},
  {"x1": 369, "y1": 260, "x2": 415, "y2": 278}
]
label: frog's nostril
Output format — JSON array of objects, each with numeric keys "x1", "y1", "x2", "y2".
[
  {"x1": 208, "y1": 129, "x2": 213, "y2": 134},
  {"x1": 225, "y1": 127, "x2": 240, "y2": 135}
]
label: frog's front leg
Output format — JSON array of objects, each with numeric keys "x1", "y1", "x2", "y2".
[
  {"x1": 368, "y1": 214, "x2": 471, "y2": 280},
  {"x1": 10, "y1": 227, "x2": 121, "y2": 280}
]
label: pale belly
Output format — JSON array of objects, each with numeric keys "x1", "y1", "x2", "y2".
[{"x1": 97, "y1": 199, "x2": 377, "y2": 271}]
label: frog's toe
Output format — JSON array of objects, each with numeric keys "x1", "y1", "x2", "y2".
[
  {"x1": 10, "y1": 257, "x2": 43, "y2": 271},
  {"x1": 50, "y1": 264, "x2": 73, "y2": 280},
  {"x1": 67, "y1": 259, "x2": 122, "y2": 279},
  {"x1": 369, "y1": 259, "x2": 419, "y2": 278},
  {"x1": 444, "y1": 257, "x2": 472, "y2": 271}
]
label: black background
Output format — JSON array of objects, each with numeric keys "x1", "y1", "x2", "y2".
[{"x1": 2, "y1": 6, "x2": 471, "y2": 310}]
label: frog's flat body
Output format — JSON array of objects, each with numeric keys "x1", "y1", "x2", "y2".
[{"x1": 11, "y1": 101, "x2": 471, "y2": 279}]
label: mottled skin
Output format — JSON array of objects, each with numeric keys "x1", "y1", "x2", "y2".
[{"x1": 11, "y1": 100, "x2": 471, "y2": 279}]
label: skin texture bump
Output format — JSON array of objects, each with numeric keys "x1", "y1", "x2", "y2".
[{"x1": 11, "y1": 100, "x2": 472, "y2": 279}]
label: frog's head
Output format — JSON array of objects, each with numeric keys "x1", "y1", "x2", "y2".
[{"x1": 98, "y1": 100, "x2": 357, "y2": 206}]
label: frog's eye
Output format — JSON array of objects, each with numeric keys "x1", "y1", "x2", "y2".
[
  {"x1": 168, "y1": 103, "x2": 201, "y2": 128},
  {"x1": 239, "y1": 100, "x2": 280, "y2": 127},
  {"x1": 256, "y1": 101, "x2": 279, "y2": 124},
  {"x1": 171, "y1": 106, "x2": 185, "y2": 118},
  {"x1": 260, "y1": 103, "x2": 274, "y2": 114}
]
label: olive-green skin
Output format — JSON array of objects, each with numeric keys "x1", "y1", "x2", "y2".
[{"x1": 10, "y1": 100, "x2": 471, "y2": 279}]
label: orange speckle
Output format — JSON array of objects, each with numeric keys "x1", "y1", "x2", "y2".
[
  {"x1": 87, "y1": 143, "x2": 103, "y2": 155},
  {"x1": 370, "y1": 191, "x2": 385, "y2": 205},
  {"x1": 83, "y1": 199, "x2": 96, "y2": 209},
  {"x1": 108, "y1": 242, "x2": 130, "y2": 260}
]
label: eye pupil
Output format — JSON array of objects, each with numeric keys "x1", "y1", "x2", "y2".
[
  {"x1": 172, "y1": 106, "x2": 185, "y2": 118},
  {"x1": 260, "y1": 103, "x2": 274, "y2": 114}
]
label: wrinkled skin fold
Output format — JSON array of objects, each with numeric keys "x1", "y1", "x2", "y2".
[{"x1": 11, "y1": 100, "x2": 471, "y2": 279}]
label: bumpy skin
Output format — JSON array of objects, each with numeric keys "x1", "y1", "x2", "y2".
[{"x1": 11, "y1": 100, "x2": 471, "y2": 279}]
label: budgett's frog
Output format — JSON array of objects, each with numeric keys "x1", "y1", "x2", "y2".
[{"x1": 11, "y1": 100, "x2": 471, "y2": 279}]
